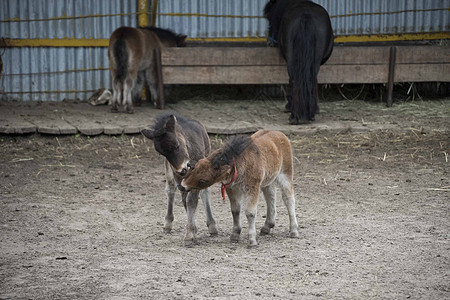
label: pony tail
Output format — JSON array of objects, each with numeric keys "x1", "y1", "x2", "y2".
[
  {"x1": 289, "y1": 15, "x2": 318, "y2": 121},
  {"x1": 113, "y1": 38, "x2": 128, "y2": 84}
]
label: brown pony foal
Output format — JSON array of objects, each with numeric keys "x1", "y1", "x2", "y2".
[
  {"x1": 180, "y1": 130, "x2": 299, "y2": 246},
  {"x1": 108, "y1": 26, "x2": 186, "y2": 113}
]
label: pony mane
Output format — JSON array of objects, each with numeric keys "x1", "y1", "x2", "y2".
[
  {"x1": 152, "y1": 112, "x2": 188, "y2": 137},
  {"x1": 211, "y1": 136, "x2": 252, "y2": 168},
  {"x1": 263, "y1": 0, "x2": 275, "y2": 19},
  {"x1": 140, "y1": 26, "x2": 185, "y2": 44}
]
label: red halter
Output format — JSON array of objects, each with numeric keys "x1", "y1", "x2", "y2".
[{"x1": 221, "y1": 159, "x2": 237, "y2": 202}]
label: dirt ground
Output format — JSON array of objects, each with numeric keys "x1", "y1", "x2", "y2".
[{"x1": 0, "y1": 98, "x2": 449, "y2": 299}]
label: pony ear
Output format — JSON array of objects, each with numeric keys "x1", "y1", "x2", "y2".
[
  {"x1": 165, "y1": 115, "x2": 177, "y2": 132},
  {"x1": 177, "y1": 35, "x2": 187, "y2": 47},
  {"x1": 141, "y1": 129, "x2": 155, "y2": 140}
]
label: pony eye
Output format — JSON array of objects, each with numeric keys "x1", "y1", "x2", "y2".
[{"x1": 199, "y1": 179, "x2": 207, "y2": 185}]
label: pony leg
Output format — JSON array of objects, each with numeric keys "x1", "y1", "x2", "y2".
[
  {"x1": 163, "y1": 161, "x2": 177, "y2": 233},
  {"x1": 111, "y1": 80, "x2": 121, "y2": 113},
  {"x1": 285, "y1": 78, "x2": 293, "y2": 112},
  {"x1": 123, "y1": 76, "x2": 136, "y2": 113},
  {"x1": 145, "y1": 66, "x2": 158, "y2": 107},
  {"x1": 228, "y1": 189, "x2": 242, "y2": 243},
  {"x1": 131, "y1": 71, "x2": 145, "y2": 107},
  {"x1": 184, "y1": 190, "x2": 199, "y2": 244},
  {"x1": 200, "y1": 188, "x2": 218, "y2": 236},
  {"x1": 245, "y1": 187, "x2": 260, "y2": 247},
  {"x1": 260, "y1": 184, "x2": 277, "y2": 235},
  {"x1": 278, "y1": 173, "x2": 299, "y2": 238}
]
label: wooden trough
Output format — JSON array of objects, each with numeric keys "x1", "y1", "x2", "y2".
[{"x1": 154, "y1": 45, "x2": 450, "y2": 108}]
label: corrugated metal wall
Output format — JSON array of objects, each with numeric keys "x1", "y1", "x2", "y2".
[
  {"x1": 157, "y1": 0, "x2": 449, "y2": 39},
  {"x1": 319, "y1": 0, "x2": 449, "y2": 36},
  {"x1": 0, "y1": 0, "x2": 137, "y2": 101},
  {"x1": 1, "y1": 0, "x2": 449, "y2": 101}
]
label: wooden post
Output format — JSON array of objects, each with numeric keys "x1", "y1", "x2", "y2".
[
  {"x1": 137, "y1": 0, "x2": 149, "y2": 27},
  {"x1": 386, "y1": 46, "x2": 397, "y2": 107},
  {"x1": 138, "y1": 0, "x2": 149, "y2": 101},
  {"x1": 154, "y1": 47, "x2": 165, "y2": 109},
  {"x1": 151, "y1": 0, "x2": 158, "y2": 27}
]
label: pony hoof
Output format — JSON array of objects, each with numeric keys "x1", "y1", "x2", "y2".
[
  {"x1": 163, "y1": 227, "x2": 172, "y2": 234},
  {"x1": 208, "y1": 225, "x2": 219, "y2": 236},
  {"x1": 260, "y1": 227, "x2": 271, "y2": 235},
  {"x1": 248, "y1": 241, "x2": 258, "y2": 248},
  {"x1": 288, "y1": 115, "x2": 299, "y2": 125},
  {"x1": 183, "y1": 238, "x2": 198, "y2": 247},
  {"x1": 111, "y1": 108, "x2": 119, "y2": 113},
  {"x1": 290, "y1": 231, "x2": 300, "y2": 238},
  {"x1": 230, "y1": 234, "x2": 240, "y2": 243}
]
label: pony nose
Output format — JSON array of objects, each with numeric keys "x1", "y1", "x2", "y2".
[
  {"x1": 177, "y1": 184, "x2": 186, "y2": 192},
  {"x1": 178, "y1": 168, "x2": 187, "y2": 177}
]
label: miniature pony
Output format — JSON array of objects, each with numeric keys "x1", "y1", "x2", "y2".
[
  {"x1": 108, "y1": 26, "x2": 186, "y2": 113},
  {"x1": 264, "y1": 0, "x2": 334, "y2": 123},
  {"x1": 179, "y1": 130, "x2": 299, "y2": 247},
  {"x1": 142, "y1": 113, "x2": 217, "y2": 243}
]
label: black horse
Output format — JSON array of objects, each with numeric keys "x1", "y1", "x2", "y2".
[{"x1": 264, "y1": 0, "x2": 334, "y2": 124}]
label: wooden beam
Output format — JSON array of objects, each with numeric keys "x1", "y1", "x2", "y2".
[
  {"x1": 161, "y1": 47, "x2": 391, "y2": 66},
  {"x1": 396, "y1": 46, "x2": 450, "y2": 64},
  {"x1": 394, "y1": 63, "x2": 450, "y2": 82},
  {"x1": 162, "y1": 64, "x2": 392, "y2": 85}
]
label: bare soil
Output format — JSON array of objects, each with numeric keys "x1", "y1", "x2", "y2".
[{"x1": 0, "y1": 99, "x2": 449, "y2": 299}]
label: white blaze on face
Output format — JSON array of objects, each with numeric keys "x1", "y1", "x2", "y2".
[{"x1": 173, "y1": 159, "x2": 190, "y2": 175}]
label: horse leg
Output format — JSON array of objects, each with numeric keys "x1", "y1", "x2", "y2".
[
  {"x1": 285, "y1": 78, "x2": 293, "y2": 112},
  {"x1": 145, "y1": 66, "x2": 159, "y2": 107},
  {"x1": 111, "y1": 80, "x2": 121, "y2": 113},
  {"x1": 228, "y1": 189, "x2": 242, "y2": 243},
  {"x1": 278, "y1": 173, "x2": 299, "y2": 238},
  {"x1": 132, "y1": 71, "x2": 145, "y2": 107},
  {"x1": 245, "y1": 186, "x2": 260, "y2": 247},
  {"x1": 163, "y1": 161, "x2": 177, "y2": 233},
  {"x1": 200, "y1": 188, "x2": 218, "y2": 236},
  {"x1": 314, "y1": 83, "x2": 320, "y2": 114},
  {"x1": 123, "y1": 73, "x2": 136, "y2": 113},
  {"x1": 184, "y1": 190, "x2": 199, "y2": 245},
  {"x1": 260, "y1": 184, "x2": 277, "y2": 235}
]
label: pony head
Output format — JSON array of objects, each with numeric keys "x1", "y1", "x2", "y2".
[{"x1": 142, "y1": 114, "x2": 191, "y2": 177}]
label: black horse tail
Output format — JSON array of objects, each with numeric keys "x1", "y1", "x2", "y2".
[
  {"x1": 289, "y1": 14, "x2": 318, "y2": 122},
  {"x1": 113, "y1": 38, "x2": 128, "y2": 84}
]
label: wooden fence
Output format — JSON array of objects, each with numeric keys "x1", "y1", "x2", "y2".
[{"x1": 154, "y1": 45, "x2": 450, "y2": 108}]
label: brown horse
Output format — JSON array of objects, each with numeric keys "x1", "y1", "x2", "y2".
[
  {"x1": 142, "y1": 113, "x2": 218, "y2": 244},
  {"x1": 179, "y1": 130, "x2": 299, "y2": 247},
  {"x1": 108, "y1": 26, "x2": 186, "y2": 113}
]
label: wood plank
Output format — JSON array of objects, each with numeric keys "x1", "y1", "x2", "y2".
[
  {"x1": 0, "y1": 106, "x2": 36, "y2": 134},
  {"x1": 22, "y1": 115, "x2": 77, "y2": 135},
  {"x1": 63, "y1": 115, "x2": 104, "y2": 136},
  {"x1": 394, "y1": 63, "x2": 450, "y2": 82},
  {"x1": 162, "y1": 46, "x2": 449, "y2": 66},
  {"x1": 162, "y1": 46, "x2": 391, "y2": 66},
  {"x1": 163, "y1": 66, "x2": 288, "y2": 84},
  {"x1": 318, "y1": 64, "x2": 389, "y2": 84},
  {"x1": 325, "y1": 46, "x2": 389, "y2": 65},
  {"x1": 163, "y1": 64, "x2": 389, "y2": 84},
  {"x1": 396, "y1": 46, "x2": 450, "y2": 64},
  {"x1": 162, "y1": 47, "x2": 285, "y2": 66}
]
